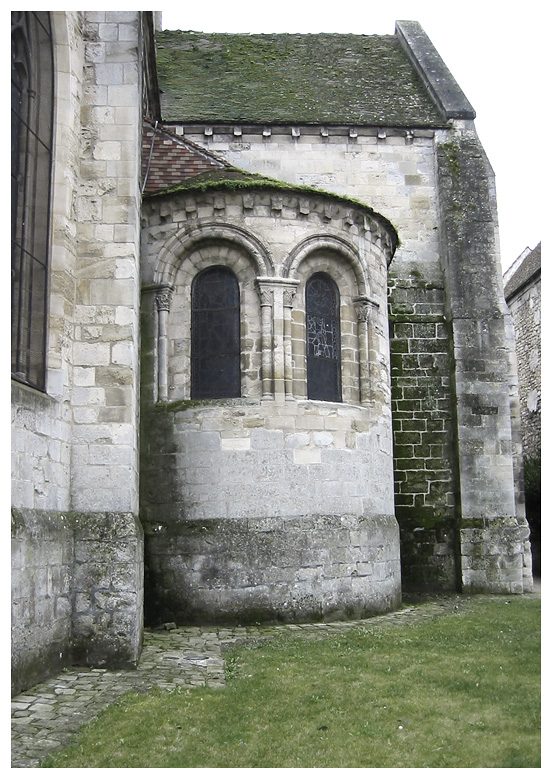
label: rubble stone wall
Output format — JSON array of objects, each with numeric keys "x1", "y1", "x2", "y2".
[{"x1": 508, "y1": 279, "x2": 541, "y2": 460}]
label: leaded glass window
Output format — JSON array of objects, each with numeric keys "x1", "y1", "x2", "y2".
[
  {"x1": 191, "y1": 267, "x2": 241, "y2": 399},
  {"x1": 306, "y1": 273, "x2": 342, "y2": 402},
  {"x1": 11, "y1": 11, "x2": 53, "y2": 390}
]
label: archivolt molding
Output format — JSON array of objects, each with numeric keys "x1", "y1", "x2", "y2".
[
  {"x1": 283, "y1": 234, "x2": 370, "y2": 297},
  {"x1": 154, "y1": 222, "x2": 275, "y2": 285}
]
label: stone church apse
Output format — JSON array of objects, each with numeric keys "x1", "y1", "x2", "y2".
[{"x1": 140, "y1": 177, "x2": 402, "y2": 624}]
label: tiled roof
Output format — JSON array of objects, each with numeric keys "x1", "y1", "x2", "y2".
[
  {"x1": 504, "y1": 243, "x2": 541, "y2": 301},
  {"x1": 141, "y1": 120, "x2": 228, "y2": 193},
  {"x1": 155, "y1": 31, "x2": 447, "y2": 126}
]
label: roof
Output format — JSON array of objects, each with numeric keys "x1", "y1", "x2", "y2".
[
  {"x1": 155, "y1": 30, "x2": 448, "y2": 126},
  {"x1": 504, "y1": 243, "x2": 541, "y2": 301},
  {"x1": 141, "y1": 120, "x2": 228, "y2": 193}
]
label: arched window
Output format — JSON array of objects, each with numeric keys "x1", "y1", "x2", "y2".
[
  {"x1": 306, "y1": 273, "x2": 342, "y2": 402},
  {"x1": 11, "y1": 11, "x2": 54, "y2": 390},
  {"x1": 191, "y1": 266, "x2": 241, "y2": 399}
]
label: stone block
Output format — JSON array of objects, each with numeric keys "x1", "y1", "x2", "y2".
[
  {"x1": 73, "y1": 342, "x2": 111, "y2": 367},
  {"x1": 293, "y1": 448, "x2": 321, "y2": 465},
  {"x1": 250, "y1": 429, "x2": 284, "y2": 450},
  {"x1": 220, "y1": 437, "x2": 251, "y2": 451}
]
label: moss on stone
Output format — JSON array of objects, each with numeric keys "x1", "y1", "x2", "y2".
[
  {"x1": 144, "y1": 167, "x2": 400, "y2": 248},
  {"x1": 440, "y1": 140, "x2": 461, "y2": 178},
  {"x1": 153, "y1": 397, "x2": 261, "y2": 414}
]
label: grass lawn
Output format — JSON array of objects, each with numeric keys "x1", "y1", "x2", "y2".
[{"x1": 42, "y1": 596, "x2": 540, "y2": 768}]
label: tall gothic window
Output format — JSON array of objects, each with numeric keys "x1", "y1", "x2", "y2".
[
  {"x1": 191, "y1": 267, "x2": 241, "y2": 399},
  {"x1": 11, "y1": 11, "x2": 54, "y2": 390},
  {"x1": 306, "y1": 273, "x2": 342, "y2": 402}
]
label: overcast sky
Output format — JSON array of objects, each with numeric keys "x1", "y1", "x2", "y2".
[{"x1": 161, "y1": 1, "x2": 544, "y2": 271}]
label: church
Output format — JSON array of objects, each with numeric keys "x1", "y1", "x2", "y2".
[{"x1": 11, "y1": 11, "x2": 532, "y2": 696}]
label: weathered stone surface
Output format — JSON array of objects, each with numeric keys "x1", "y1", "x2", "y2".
[
  {"x1": 11, "y1": 509, "x2": 144, "y2": 696},
  {"x1": 144, "y1": 513, "x2": 400, "y2": 625},
  {"x1": 11, "y1": 510, "x2": 74, "y2": 697}
]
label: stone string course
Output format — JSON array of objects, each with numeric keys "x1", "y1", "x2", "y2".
[{"x1": 12, "y1": 590, "x2": 538, "y2": 768}]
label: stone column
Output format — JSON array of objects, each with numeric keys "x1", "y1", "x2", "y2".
[
  {"x1": 272, "y1": 286, "x2": 285, "y2": 401},
  {"x1": 354, "y1": 295, "x2": 379, "y2": 405},
  {"x1": 283, "y1": 283, "x2": 299, "y2": 399},
  {"x1": 257, "y1": 283, "x2": 274, "y2": 399},
  {"x1": 257, "y1": 278, "x2": 299, "y2": 401},
  {"x1": 155, "y1": 286, "x2": 173, "y2": 403}
]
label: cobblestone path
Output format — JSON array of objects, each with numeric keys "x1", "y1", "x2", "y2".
[{"x1": 11, "y1": 590, "x2": 539, "y2": 767}]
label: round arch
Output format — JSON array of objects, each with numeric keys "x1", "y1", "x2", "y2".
[
  {"x1": 154, "y1": 222, "x2": 275, "y2": 286},
  {"x1": 283, "y1": 234, "x2": 370, "y2": 297}
]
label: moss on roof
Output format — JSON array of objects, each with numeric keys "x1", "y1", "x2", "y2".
[
  {"x1": 155, "y1": 31, "x2": 446, "y2": 126},
  {"x1": 144, "y1": 167, "x2": 399, "y2": 246}
]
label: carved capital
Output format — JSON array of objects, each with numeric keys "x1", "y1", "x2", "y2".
[
  {"x1": 283, "y1": 288, "x2": 297, "y2": 308},
  {"x1": 155, "y1": 289, "x2": 173, "y2": 312},
  {"x1": 354, "y1": 303, "x2": 370, "y2": 323},
  {"x1": 256, "y1": 277, "x2": 300, "y2": 307},
  {"x1": 259, "y1": 287, "x2": 274, "y2": 307},
  {"x1": 353, "y1": 295, "x2": 379, "y2": 323}
]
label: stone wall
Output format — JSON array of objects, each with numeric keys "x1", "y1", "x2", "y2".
[
  {"x1": 144, "y1": 511, "x2": 400, "y2": 625},
  {"x1": 12, "y1": 14, "x2": 533, "y2": 695},
  {"x1": 71, "y1": 9, "x2": 142, "y2": 515},
  {"x1": 140, "y1": 396, "x2": 401, "y2": 624},
  {"x1": 11, "y1": 510, "x2": 143, "y2": 696},
  {"x1": 508, "y1": 278, "x2": 541, "y2": 460},
  {"x1": 504, "y1": 247, "x2": 540, "y2": 577},
  {"x1": 171, "y1": 126, "x2": 455, "y2": 591},
  {"x1": 141, "y1": 400, "x2": 394, "y2": 521},
  {"x1": 170, "y1": 126, "x2": 441, "y2": 266},
  {"x1": 388, "y1": 272, "x2": 458, "y2": 590},
  {"x1": 169, "y1": 122, "x2": 532, "y2": 594},
  {"x1": 12, "y1": 11, "x2": 83, "y2": 694},
  {"x1": 11, "y1": 11, "x2": 146, "y2": 694},
  {"x1": 11, "y1": 510, "x2": 74, "y2": 696},
  {"x1": 71, "y1": 512, "x2": 144, "y2": 668}
]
